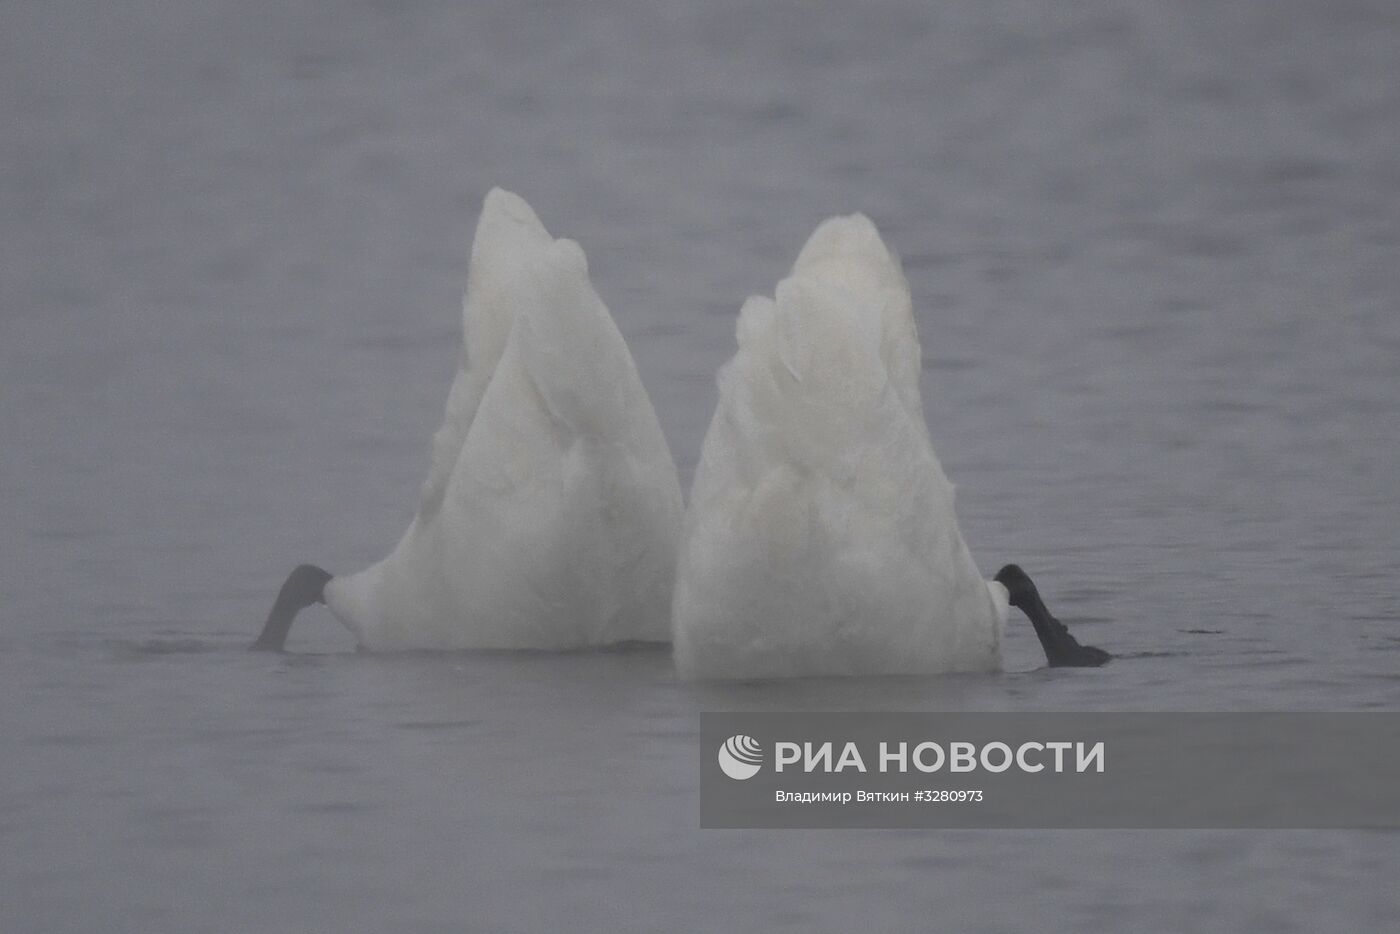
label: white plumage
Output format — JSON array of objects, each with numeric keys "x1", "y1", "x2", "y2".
[
  {"x1": 323, "y1": 189, "x2": 684, "y2": 649},
  {"x1": 672, "y1": 213, "x2": 1008, "y2": 679}
]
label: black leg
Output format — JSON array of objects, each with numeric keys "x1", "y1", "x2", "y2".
[
  {"x1": 252, "y1": 564, "x2": 332, "y2": 651},
  {"x1": 994, "y1": 564, "x2": 1110, "y2": 668}
]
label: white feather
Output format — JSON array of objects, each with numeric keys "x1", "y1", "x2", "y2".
[
  {"x1": 324, "y1": 190, "x2": 684, "y2": 649},
  {"x1": 672, "y1": 213, "x2": 1006, "y2": 678}
]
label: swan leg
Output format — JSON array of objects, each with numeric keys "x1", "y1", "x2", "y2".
[
  {"x1": 252, "y1": 564, "x2": 333, "y2": 651},
  {"x1": 993, "y1": 565, "x2": 1110, "y2": 667}
]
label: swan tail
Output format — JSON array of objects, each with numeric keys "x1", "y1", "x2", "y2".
[
  {"x1": 252, "y1": 564, "x2": 333, "y2": 651},
  {"x1": 993, "y1": 564, "x2": 1110, "y2": 668}
]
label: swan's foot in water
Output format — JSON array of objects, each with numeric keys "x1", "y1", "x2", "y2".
[
  {"x1": 252, "y1": 564, "x2": 332, "y2": 651},
  {"x1": 994, "y1": 564, "x2": 1110, "y2": 668}
]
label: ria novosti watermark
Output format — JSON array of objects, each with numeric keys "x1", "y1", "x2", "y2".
[
  {"x1": 701, "y1": 712, "x2": 1400, "y2": 828},
  {"x1": 759, "y1": 736, "x2": 1105, "y2": 775}
]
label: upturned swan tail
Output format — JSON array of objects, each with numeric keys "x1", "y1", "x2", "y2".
[{"x1": 673, "y1": 213, "x2": 1004, "y2": 679}]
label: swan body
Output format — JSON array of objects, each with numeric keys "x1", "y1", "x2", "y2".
[
  {"x1": 672, "y1": 214, "x2": 1010, "y2": 679},
  {"x1": 299, "y1": 189, "x2": 683, "y2": 650},
  {"x1": 256, "y1": 191, "x2": 1107, "y2": 667}
]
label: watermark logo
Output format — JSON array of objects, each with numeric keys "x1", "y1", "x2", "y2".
[
  {"x1": 702, "y1": 712, "x2": 1400, "y2": 828},
  {"x1": 718, "y1": 734, "x2": 763, "y2": 780}
]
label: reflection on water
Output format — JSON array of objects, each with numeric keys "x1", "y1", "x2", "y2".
[{"x1": 2, "y1": 1, "x2": 1398, "y2": 931}]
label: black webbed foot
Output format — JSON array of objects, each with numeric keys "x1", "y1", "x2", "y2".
[{"x1": 994, "y1": 564, "x2": 1110, "y2": 668}]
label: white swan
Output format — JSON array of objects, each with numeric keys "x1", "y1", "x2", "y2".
[
  {"x1": 672, "y1": 213, "x2": 1107, "y2": 678},
  {"x1": 255, "y1": 189, "x2": 684, "y2": 650}
]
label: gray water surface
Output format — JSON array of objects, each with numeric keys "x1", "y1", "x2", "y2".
[{"x1": 3, "y1": 1, "x2": 1399, "y2": 931}]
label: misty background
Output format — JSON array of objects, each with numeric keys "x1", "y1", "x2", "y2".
[{"x1": 3, "y1": 1, "x2": 1398, "y2": 931}]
